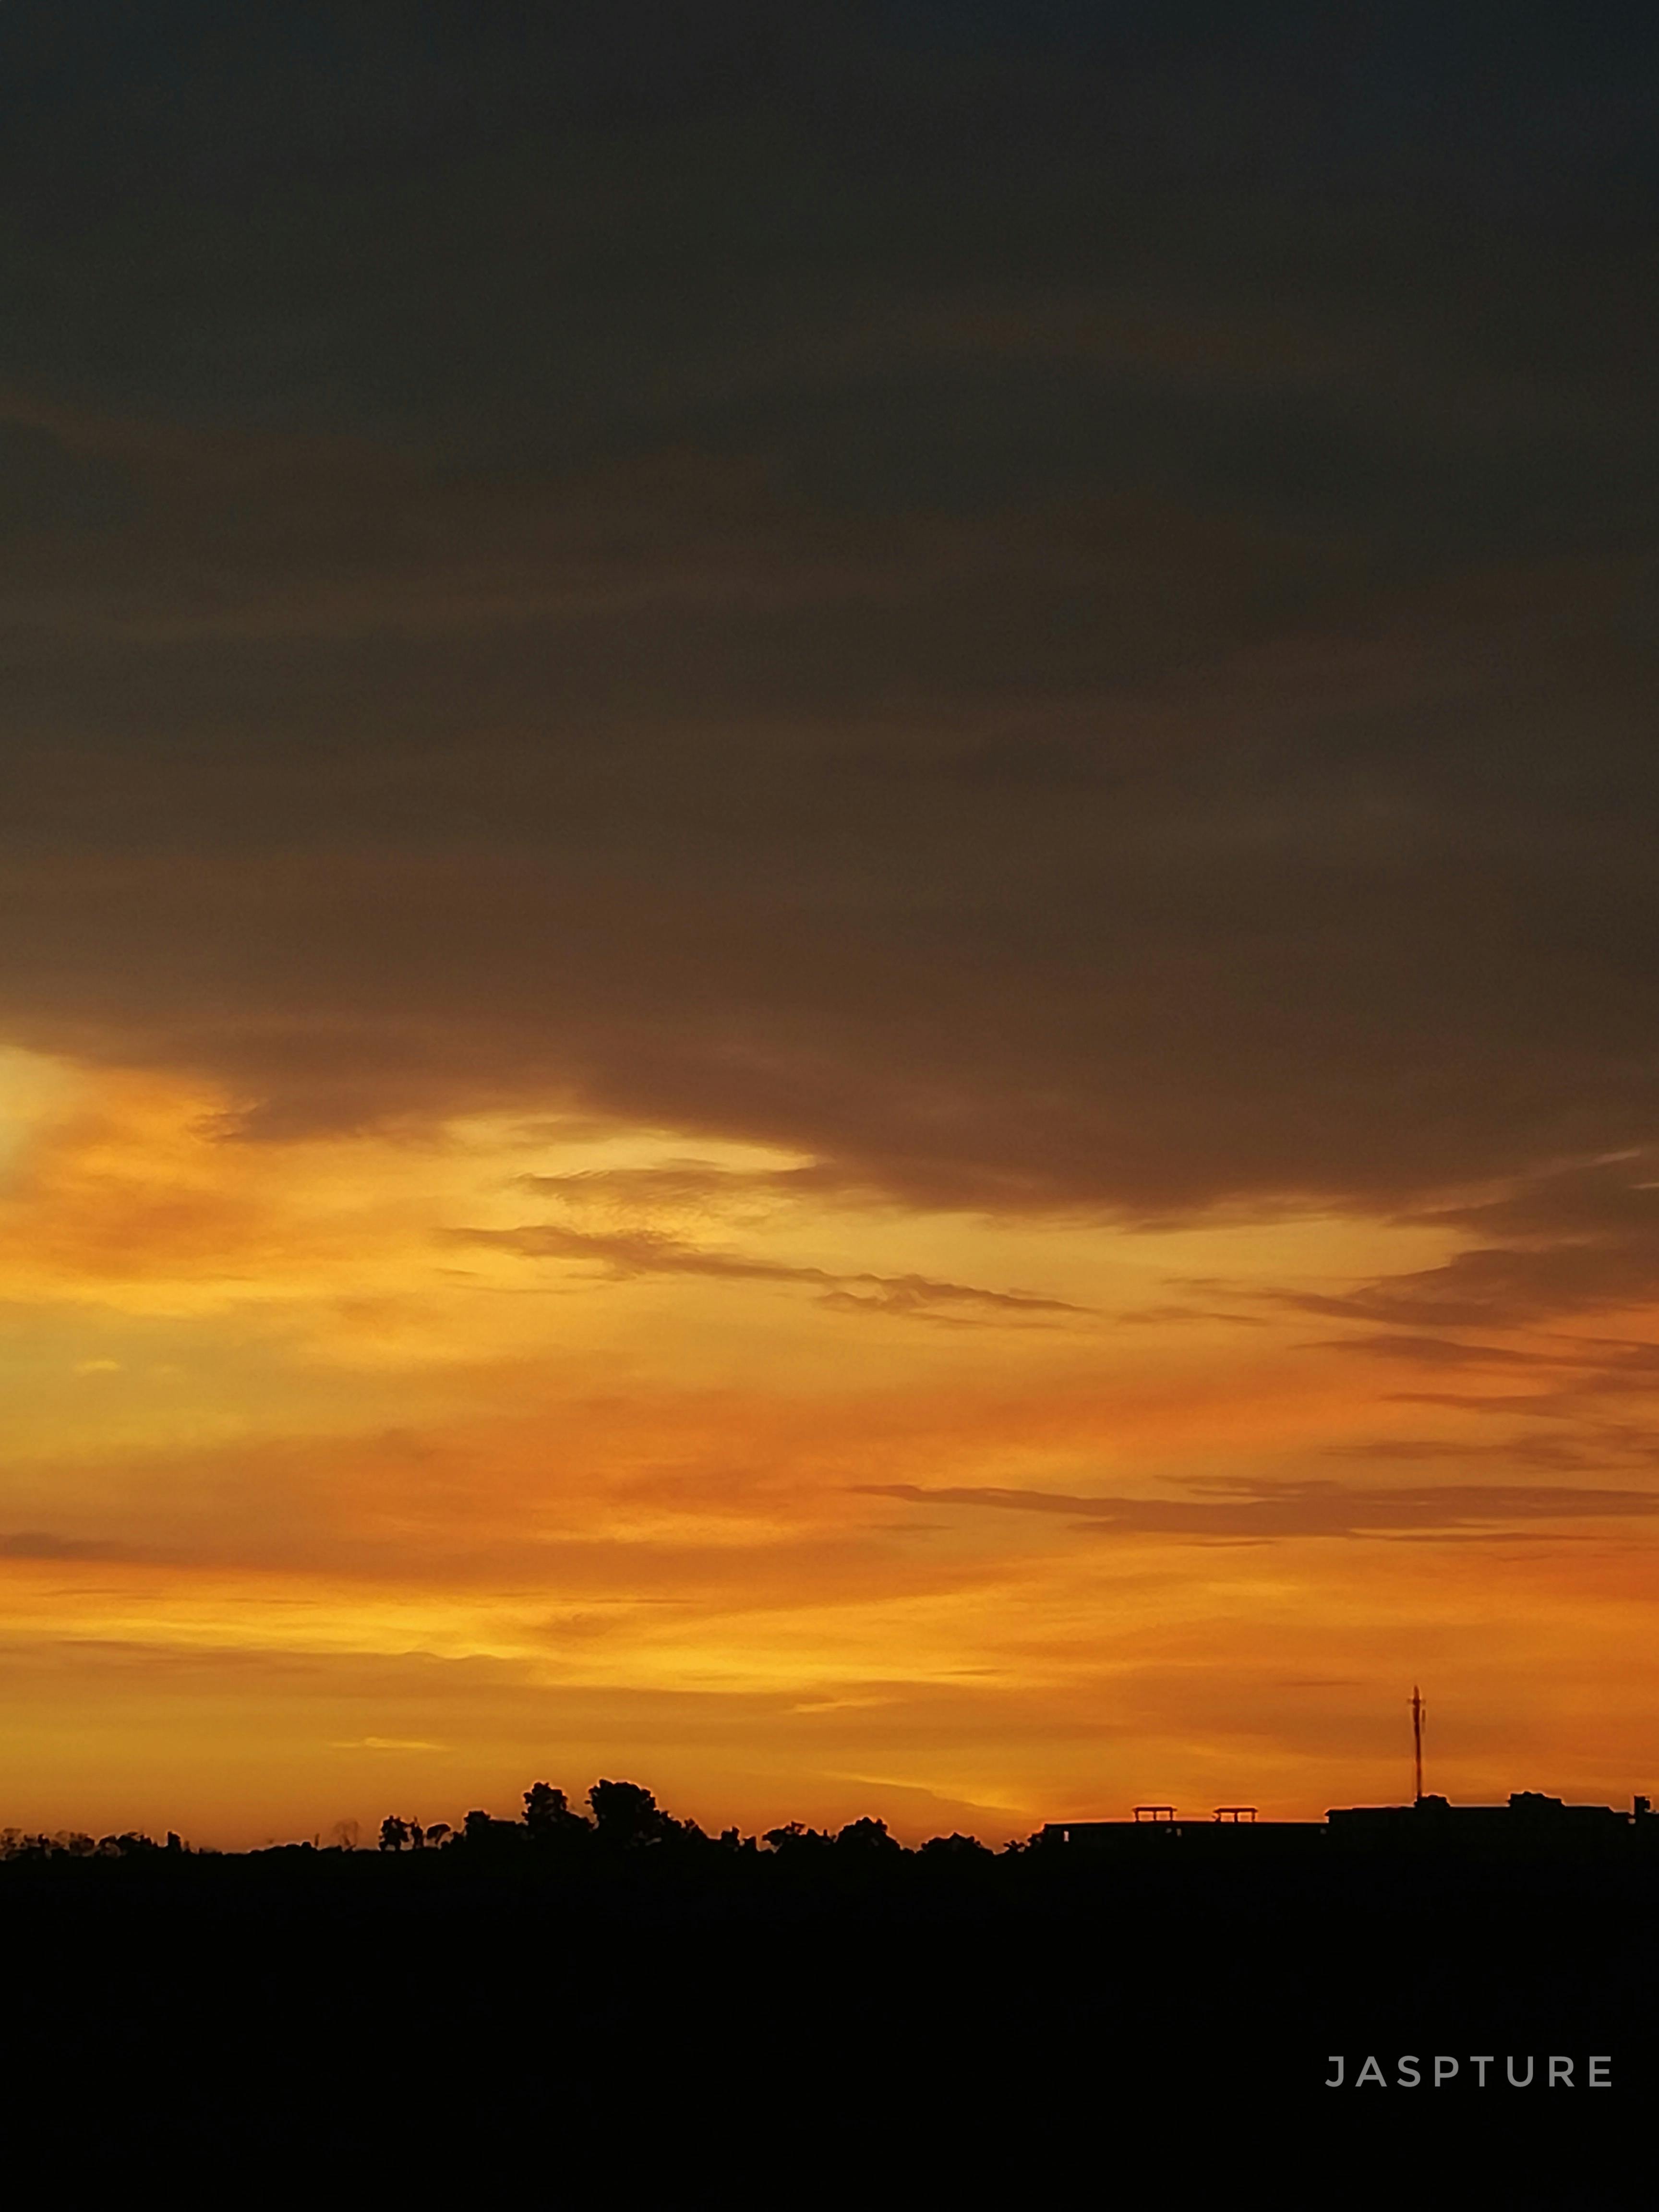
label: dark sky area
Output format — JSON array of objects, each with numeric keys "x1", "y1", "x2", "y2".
[{"x1": 1, "y1": 2, "x2": 1656, "y2": 1267}]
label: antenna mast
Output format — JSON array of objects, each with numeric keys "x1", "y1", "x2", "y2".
[{"x1": 1411, "y1": 1684, "x2": 1425, "y2": 1803}]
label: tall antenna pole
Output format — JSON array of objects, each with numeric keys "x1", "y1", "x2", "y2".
[{"x1": 1411, "y1": 1684, "x2": 1425, "y2": 1803}]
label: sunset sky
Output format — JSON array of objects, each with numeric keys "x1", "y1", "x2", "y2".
[{"x1": 2, "y1": 4, "x2": 1657, "y2": 1846}]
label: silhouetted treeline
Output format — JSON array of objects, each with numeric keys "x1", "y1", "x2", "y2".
[
  {"x1": 0, "y1": 1826, "x2": 185, "y2": 1860},
  {"x1": 16, "y1": 1769, "x2": 1659, "y2": 1875},
  {"x1": 369, "y1": 1778, "x2": 1001, "y2": 1867},
  {"x1": 10, "y1": 1774, "x2": 1658, "y2": 1874},
  {"x1": 0, "y1": 1777, "x2": 1010, "y2": 1869},
  {"x1": 1, "y1": 1774, "x2": 1650, "y2": 2188}
]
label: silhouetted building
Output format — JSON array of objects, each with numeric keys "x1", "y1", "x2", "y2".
[
  {"x1": 1042, "y1": 1791, "x2": 1658, "y2": 1857},
  {"x1": 1040, "y1": 1809, "x2": 1320, "y2": 1854},
  {"x1": 1326, "y1": 1790, "x2": 1654, "y2": 1857}
]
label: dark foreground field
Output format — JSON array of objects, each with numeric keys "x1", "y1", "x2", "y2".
[{"x1": 1, "y1": 1841, "x2": 1650, "y2": 2191}]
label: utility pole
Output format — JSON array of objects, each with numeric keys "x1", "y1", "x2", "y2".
[{"x1": 1411, "y1": 1684, "x2": 1426, "y2": 1803}]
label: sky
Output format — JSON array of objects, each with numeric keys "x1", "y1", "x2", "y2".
[{"x1": 1, "y1": 3, "x2": 1657, "y2": 1846}]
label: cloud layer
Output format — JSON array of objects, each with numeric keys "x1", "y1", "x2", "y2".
[{"x1": 0, "y1": 8, "x2": 1650, "y2": 1221}]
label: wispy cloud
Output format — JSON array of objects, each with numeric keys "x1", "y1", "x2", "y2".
[
  {"x1": 454, "y1": 1222, "x2": 1089, "y2": 1324},
  {"x1": 862, "y1": 1477, "x2": 1659, "y2": 1539},
  {"x1": 514, "y1": 1162, "x2": 862, "y2": 1208},
  {"x1": 330, "y1": 1737, "x2": 448, "y2": 1752}
]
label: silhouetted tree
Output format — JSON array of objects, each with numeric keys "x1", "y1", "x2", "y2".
[
  {"x1": 379, "y1": 1816, "x2": 409, "y2": 1853},
  {"x1": 589, "y1": 1779, "x2": 671, "y2": 1849},
  {"x1": 920, "y1": 1833, "x2": 989, "y2": 1858},
  {"x1": 524, "y1": 1782, "x2": 587, "y2": 1843},
  {"x1": 835, "y1": 1816, "x2": 902, "y2": 1855},
  {"x1": 96, "y1": 1832, "x2": 163, "y2": 1857},
  {"x1": 763, "y1": 1821, "x2": 833, "y2": 1853},
  {"x1": 0, "y1": 1831, "x2": 61, "y2": 1859}
]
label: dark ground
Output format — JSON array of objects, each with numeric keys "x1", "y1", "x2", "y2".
[{"x1": 2, "y1": 1844, "x2": 1649, "y2": 2192}]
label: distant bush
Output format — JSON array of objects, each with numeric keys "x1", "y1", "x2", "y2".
[{"x1": 0, "y1": 1827, "x2": 183, "y2": 1859}]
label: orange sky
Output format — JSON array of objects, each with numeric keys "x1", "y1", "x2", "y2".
[{"x1": 3, "y1": 1047, "x2": 1654, "y2": 1846}]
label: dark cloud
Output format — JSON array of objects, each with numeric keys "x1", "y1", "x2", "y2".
[
  {"x1": 1329, "y1": 1426, "x2": 1659, "y2": 1470},
  {"x1": 455, "y1": 1221, "x2": 1085, "y2": 1323},
  {"x1": 1429, "y1": 1161, "x2": 1659, "y2": 1242},
  {"x1": 1309, "y1": 1334, "x2": 1566, "y2": 1368},
  {"x1": 0, "y1": 9, "x2": 1652, "y2": 1218},
  {"x1": 0, "y1": 421, "x2": 140, "y2": 536},
  {"x1": 863, "y1": 1475, "x2": 1659, "y2": 1539},
  {"x1": 1286, "y1": 1157, "x2": 1659, "y2": 1329}
]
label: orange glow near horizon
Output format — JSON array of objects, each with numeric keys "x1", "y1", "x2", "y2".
[{"x1": 2, "y1": 1046, "x2": 1657, "y2": 1848}]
